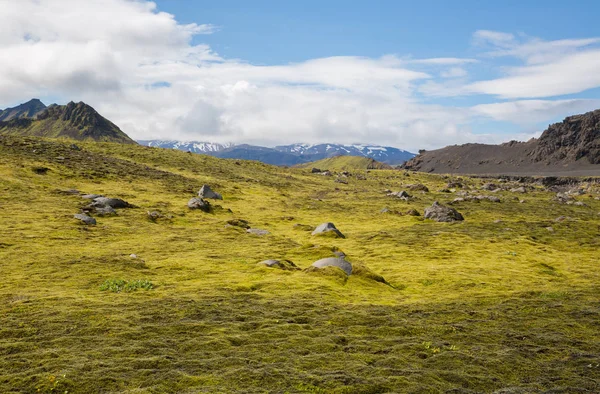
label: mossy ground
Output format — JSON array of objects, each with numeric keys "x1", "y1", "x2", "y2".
[{"x1": 1, "y1": 136, "x2": 599, "y2": 393}]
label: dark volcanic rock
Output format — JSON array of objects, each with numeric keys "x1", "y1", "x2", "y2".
[{"x1": 424, "y1": 201, "x2": 464, "y2": 222}]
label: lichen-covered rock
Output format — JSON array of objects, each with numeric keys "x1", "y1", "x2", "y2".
[
  {"x1": 74, "y1": 213, "x2": 96, "y2": 225},
  {"x1": 187, "y1": 197, "x2": 210, "y2": 212},
  {"x1": 198, "y1": 185, "x2": 223, "y2": 200},
  {"x1": 91, "y1": 197, "x2": 132, "y2": 209},
  {"x1": 424, "y1": 201, "x2": 464, "y2": 222},
  {"x1": 312, "y1": 222, "x2": 345, "y2": 238}
]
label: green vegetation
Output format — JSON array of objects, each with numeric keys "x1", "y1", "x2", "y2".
[
  {"x1": 297, "y1": 155, "x2": 392, "y2": 170},
  {"x1": 1, "y1": 135, "x2": 599, "y2": 393}
]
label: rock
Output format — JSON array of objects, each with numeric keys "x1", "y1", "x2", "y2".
[
  {"x1": 95, "y1": 206, "x2": 117, "y2": 217},
  {"x1": 311, "y1": 168, "x2": 322, "y2": 173},
  {"x1": 405, "y1": 208, "x2": 421, "y2": 216},
  {"x1": 388, "y1": 190, "x2": 411, "y2": 199},
  {"x1": 187, "y1": 197, "x2": 210, "y2": 212},
  {"x1": 74, "y1": 213, "x2": 96, "y2": 225},
  {"x1": 519, "y1": 199, "x2": 526, "y2": 204},
  {"x1": 451, "y1": 198, "x2": 465, "y2": 204},
  {"x1": 70, "y1": 144, "x2": 81, "y2": 151},
  {"x1": 198, "y1": 185, "x2": 223, "y2": 200},
  {"x1": 554, "y1": 216, "x2": 569, "y2": 222},
  {"x1": 311, "y1": 257, "x2": 353, "y2": 276},
  {"x1": 227, "y1": 219, "x2": 250, "y2": 228},
  {"x1": 487, "y1": 196, "x2": 501, "y2": 203},
  {"x1": 510, "y1": 187, "x2": 527, "y2": 193},
  {"x1": 247, "y1": 228, "x2": 269, "y2": 236},
  {"x1": 312, "y1": 222, "x2": 345, "y2": 238},
  {"x1": 293, "y1": 223, "x2": 314, "y2": 231},
  {"x1": 545, "y1": 226, "x2": 555, "y2": 232},
  {"x1": 130, "y1": 254, "x2": 138, "y2": 259},
  {"x1": 481, "y1": 183, "x2": 498, "y2": 191},
  {"x1": 147, "y1": 211, "x2": 162, "y2": 221},
  {"x1": 92, "y1": 197, "x2": 131, "y2": 209},
  {"x1": 554, "y1": 192, "x2": 574, "y2": 204},
  {"x1": 574, "y1": 201, "x2": 587, "y2": 207},
  {"x1": 321, "y1": 171, "x2": 332, "y2": 176},
  {"x1": 424, "y1": 201, "x2": 464, "y2": 222},
  {"x1": 446, "y1": 182, "x2": 463, "y2": 189},
  {"x1": 407, "y1": 184, "x2": 429, "y2": 192},
  {"x1": 335, "y1": 178, "x2": 348, "y2": 184},
  {"x1": 439, "y1": 188, "x2": 451, "y2": 193},
  {"x1": 82, "y1": 194, "x2": 103, "y2": 199},
  {"x1": 257, "y1": 259, "x2": 298, "y2": 270}
]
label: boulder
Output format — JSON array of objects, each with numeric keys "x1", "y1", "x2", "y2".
[
  {"x1": 95, "y1": 206, "x2": 117, "y2": 217},
  {"x1": 311, "y1": 168, "x2": 322, "y2": 173},
  {"x1": 311, "y1": 257, "x2": 353, "y2": 276},
  {"x1": 388, "y1": 190, "x2": 411, "y2": 199},
  {"x1": 257, "y1": 259, "x2": 298, "y2": 270},
  {"x1": 247, "y1": 228, "x2": 269, "y2": 236},
  {"x1": 198, "y1": 185, "x2": 223, "y2": 200},
  {"x1": 74, "y1": 213, "x2": 96, "y2": 225},
  {"x1": 91, "y1": 197, "x2": 131, "y2": 209},
  {"x1": 187, "y1": 197, "x2": 210, "y2": 212},
  {"x1": 424, "y1": 201, "x2": 464, "y2": 222},
  {"x1": 312, "y1": 222, "x2": 345, "y2": 238}
]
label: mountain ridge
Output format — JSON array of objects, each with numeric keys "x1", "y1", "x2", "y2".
[
  {"x1": 0, "y1": 100, "x2": 135, "y2": 144},
  {"x1": 402, "y1": 108, "x2": 600, "y2": 176}
]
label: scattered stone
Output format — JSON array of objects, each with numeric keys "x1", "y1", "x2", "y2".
[
  {"x1": 407, "y1": 184, "x2": 429, "y2": 192},
  {"x1": 247, "y1": 228, "x2": 269, "y2": 236},
  {"x1": 311, "y1": 168, "x2": 322, "y2": 173},
  {"x1": 519, "y1": 199, "x2": 526, "y2": 204},
  {"x1": 74, "y1": 213, "x2": 96, "y2": 225},
  {"x1": 405, "y1": 208, "x2": 421, "y2": 216},
  {"x1": 545, "y1": 227, "x2": 555, "y2": 232},
  {"x1": 554, "y1": 216, "x2": 569, "y2": 222},
  {"x1": 187, "y1": 197, "x2": 211, "y2": 212},
  {"x1": 227, "y1": 219, "x2": 250, "y2": 229},
  {"x1": 95, "y1": 206, "x2": 117, "y2": 217},
  {"x1": 257, "y1": 259, "x2": 299, "y2": 270},
  {"x1": 321, "y1": 171, "x2": 332, "y2": 176},
  {"x1": 510, "y1": 187, "x2": 527, "y2": 193},
  {"x1": 554, "y1": 192, "x2": 574, "y2": 204},
  {"x1": 198, "y1": 184, "x2": 223, "y2": 200},
  {"x1": 574, "y1": 201, "x2": 588, "y2": 207},
  {"x1": 130, "y1": 254, "x2": 138, "y2": 259},
  {"x1": 82, "y1": 194, "x2": 103, "y2": 199},
  {"x1": 446, "y1": 181, "x2": 463, "y2": 189},
  {"x1": 70, "y1": 144, "x2": 81, "y2": 151},
  {"x1": 91, "y1": 197, "x2": 132, "y2": 209},
  {"x1": 335, "y1": 178, "x2": 348, "y2": 184},
  {"x1": 493, "y1": 219, "x2": 503, "y2": 223},
  {"x1": 55, "y1": 189, "x2": 80, "y2": 195},
  {"x1": 439, "y1": 188, "x2": 451, "y2": 193},
  {"x1": 388, "y1": 190, "x2": 411, "y2": 199},
  {"x1": 32, "y1": 166, "x2": 50, "y2": 175},
  {"x1": 312, "y1": 222, "x2": 345, "y2": 238},
  {"x1": 424, "y1": 201, "x2": 464, "y2": 222},
  {"x1": 487, "y1": 196, "x2": 501, "y2": 203},
  {"x1": 311, "y1": 257, "x2": 353, "y2": 276},
  {"x1": 481, "y1": 183, "x2": 498, "y2": 191},
  {"x1": 147, "y1": 211, "x2": 162, "y2": 221}
]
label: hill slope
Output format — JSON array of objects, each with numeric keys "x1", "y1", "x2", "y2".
[
  {"x1": 0, "y1": 101, "x2": 135, "y2": 144},
  {"x1": 0, "y1": 98, "x2": 47, "y2": 121},
  {"x1": 298, "y1": 155, "x2": 392, "y2": 170},
  {"x1": 403, "y1": 109, "x2": 600, "y2": 176},
  {"x1": 0, "y1": 135, "x2": 599, "y2": 392}
]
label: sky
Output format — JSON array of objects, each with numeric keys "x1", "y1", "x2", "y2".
[{"x1": 1, "y1": 0, "x2": 600, "y2": 151}]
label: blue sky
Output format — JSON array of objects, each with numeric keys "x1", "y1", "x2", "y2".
[{"x1": 2, "y1": 0, "x2": 600, "y2": 150}]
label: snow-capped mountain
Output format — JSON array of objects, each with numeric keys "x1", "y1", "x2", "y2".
[
  {"x1": 137, "y1": 140, "x2": 233, "y2": 154},
  {"x1": 274, "y1": 143, "x2": 415, "y2": 164},
  {"x1": 137, "y1": 140, "x2": 415, "y2": 166}
]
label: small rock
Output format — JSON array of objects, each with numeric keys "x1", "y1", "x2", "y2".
[
  {"x1": 227, "y1": 219, "x2": 250, "y2": 228},
  {"x1": 405, "y1": 208, "x2": 421, "y2": 216},
  {"x1": 545, "y1": 227, "x2": 555, "y2": 232},
  {"x1": 510, "y1": 187, "x2": 527, "y2": 193},
  {"x1": 424, "y1": 201, "x2": 464, "y2": 222},
  {"x1": 312, "y1": 222, "x2": 345, "y2": 238},
  {"x1": 82, "y1": 194, "x2": 103, "y2": 199},
  {"x1": 70, "y1": 144, "x2": 81, "y2": 151},
  {"x1": 311, "y1": 257, "x2": 353, "y2": 276},
  {"x1": 147, "y1": 211, "x2": 162, "y2": 221},
  {"x1": 95, "y1": 206, "x2": 117, "y2": 217},
  {"x1": 407, "y1": 184, "x2": 429, "y2": 192},
  {"x1": 130, "y1": 254, "x2": 138, "y2": 259},
  {"x1": 257, "y1": 259, "x2": 298, "y2": 270},
  {"x1": 74, "y1": 213, "x2": 96, "y2": 225},
  {"x1": 311, "y1": 168, "x2": 322, "y2": 173},
  {"x1": 247, "y1": 228, "x2": 269, "y2": 236},
  {"x1": 198, "y1": 185, "x2": 223, "y2": 200},
  {"x1": 92, "y1": 197, "x2": 131, "y2": 209},
  {"x1": 187, "y1": 197, "x2": 211, "y2": 212}
]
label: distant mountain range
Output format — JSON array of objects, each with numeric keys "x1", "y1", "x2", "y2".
[
  {"x1": 138, "y1": 140, "x2": 415, "y2": 166},
  {"x1": 402, "y1": 108, "x2": 600, "y2": 176},
  {"x1": 0, "y1": 99, "x2": 135, "y2": 144}
]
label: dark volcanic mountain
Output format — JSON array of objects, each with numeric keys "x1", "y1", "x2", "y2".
[
  {"x1": 0, "y1": 99, "x2": 47, "y2": 121},
  {"x1": 0, "y1": 100, "x2": 135, "y2": 144},
  {"x1": 403, "y1": 109, "x2": 600, "y2": 176},
  {"x1": 138, "y1": 140, "x2": 415, "y2": 166}
]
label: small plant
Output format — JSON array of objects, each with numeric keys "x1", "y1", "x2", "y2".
[{"x1": 100, "y1": 279, "x2": 154, "y2": 292}]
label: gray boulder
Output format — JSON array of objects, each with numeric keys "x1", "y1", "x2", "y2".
[
  {"x1": 510, "y1": 186, "x2": 527, "y2": 193},
  {"x1": 257, "y1": 259, "x2": 299, "y2": 270},
  {"x1": 82, "y1": 194, "x2": 103, "y2": 199},
  {"x1": 311, "y1": 257, "x2": 353, "y2": 276},
  {"x1": 95, "y1": 206, "x2": 117, "y2": 217},
  {"x1": 198, "y1": 185, "x2": 223, "y2": 200},
  {"x1": 74, "y1": 213, "x2": 96, "y2": 225},
  {"x1": 247, "y1": 228, "x2": 269, "y2": 236},
  {"x1": 424, "y1": 201, "x2": 464, "y2": 222},
  {"x1": 312, "y1": 222, "x2": 345, "y2": 238},
  {"x1": 92, "y1": 197, "x2": 131, "y2": 209},
  {"x1": 187, "y1": 197, "x2": 210, "y2": 212}
]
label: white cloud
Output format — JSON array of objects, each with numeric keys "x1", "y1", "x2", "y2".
[{"x1": 0, "y1": 2, "x2": 598, "y2": 151}]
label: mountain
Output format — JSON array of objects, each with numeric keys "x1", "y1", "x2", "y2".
[
  {"x1": 138, "y1": 140, "x2": 415, "y2": 166},
  {"x1": 297, "y1": 155, "x2": 392, "y2": 170},
  {"x1": 0, "y1": 99, "x2": 47, "y2": 121},
  {"x1": 275, "y1": 143, "x2": 415, "y2": 164},
  {"x1": 0, "y1": 100, "x2": 135, "y2": 144},
  {"x1": 402, "y1": 109, "x2": 600, "y2": 176},
  {"x1": 137, "y1": 140, "x2": 232, "y2": 154}
]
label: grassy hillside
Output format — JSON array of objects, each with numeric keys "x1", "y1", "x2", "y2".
[
  {"x1": 1, "y1": 135, "x2": 599, "y2": 393},
  {"x1": 298, "y1": 155, "x2": 392, "y2": 170}
]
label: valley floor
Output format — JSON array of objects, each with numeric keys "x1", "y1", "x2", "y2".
[{"x1": 1, "y1": 136, "x2": 599, "y2": 393}]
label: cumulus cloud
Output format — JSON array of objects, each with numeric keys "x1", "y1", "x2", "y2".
[{"x1": 0, "y1": 1, "x2": 598, "y2": 151}]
